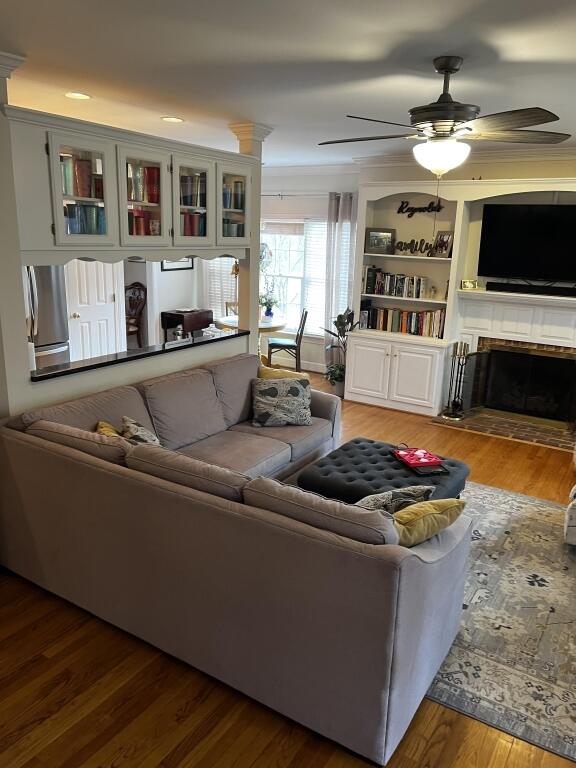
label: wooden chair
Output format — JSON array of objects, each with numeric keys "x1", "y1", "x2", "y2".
[
  {"x1": 125, "y1": 282, "x2": 147, "y2": 347},
  {"x1": 267, "y1": 309, "x2": 308, "y2": 372},
  {"x1": 225, "y1": 301, "x2": 239, "y2": 316}
]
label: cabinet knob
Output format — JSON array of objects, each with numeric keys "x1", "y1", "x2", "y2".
[{"x1": 71, "y1": 312, "x2": 81, "y2": 319}]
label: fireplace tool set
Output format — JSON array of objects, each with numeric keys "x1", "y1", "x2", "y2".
[{"x1": 442, "y1": 341, "x2": 469, "y2": 421}]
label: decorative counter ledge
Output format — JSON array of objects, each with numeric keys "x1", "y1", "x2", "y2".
[{"x1": 31, "y1": 328, "x2": 249, "y2": 382}]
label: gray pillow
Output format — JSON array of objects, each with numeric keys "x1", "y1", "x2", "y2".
[
  {"x1": 252, "y1": 378, "x2": 311, "y2": 427},
  {"x1": 121, "y1": 416, "x2": 160, "y2": 445},
  {"x1": 243, "y1": 476, "x2": 399, "y2": 545},
  {"x1": 356, "y1": 485, "x2": 435, "y2": 514}
]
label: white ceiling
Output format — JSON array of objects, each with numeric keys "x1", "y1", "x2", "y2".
[{"x1": 2, "y1": 0, "x2": 576, "y2": 166}]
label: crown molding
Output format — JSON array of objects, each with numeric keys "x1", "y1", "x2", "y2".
[
  {"x1": 0, "y1": 51, "x2": 25, "y2": 80},
  {"x1": 353, "y1": 146, "x2": 576, "y2": 168},
  {"x1": 228, "y1": 122, "x2": 273, "y2": 143}
]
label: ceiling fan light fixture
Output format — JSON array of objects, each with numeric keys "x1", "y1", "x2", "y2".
[{"x1": 412, "y1": 138, "x2": 471, "y2": 177}]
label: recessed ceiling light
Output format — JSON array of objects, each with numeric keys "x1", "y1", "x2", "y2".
[
  {"x1": 65, "y1": 91, "x2": 91, "y2": 100},
  {"x1": 161, "y1": 116, "x2": 184, "y2": 123}
]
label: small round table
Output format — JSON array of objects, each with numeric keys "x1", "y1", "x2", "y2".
[{"x1": 214, "y1": 314, "x2": 286, "y2": 360}]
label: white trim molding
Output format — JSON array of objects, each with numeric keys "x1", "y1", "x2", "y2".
[{"x1": 0, "y1": 51, "x2": 25, "y2": 80}]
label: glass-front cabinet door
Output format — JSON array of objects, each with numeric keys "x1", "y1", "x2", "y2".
[
  {"x1": 48, "y1": 132, "x2": 118, "y2": 246},
  {"x1": 217, "y1": 162, "x2": 251, "y2": 246},
  {"x1": 172, "y1": 155, "x2": 215, "y2": 246},
  {"x1": 117, "y1": 145, "x2": 172, "y2": 246}
]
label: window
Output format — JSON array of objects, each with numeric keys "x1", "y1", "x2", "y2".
[
  {"x1": 260, "y1": 220, "x2": 327, "y2": 336},
  {"x1": 202, "y1": 256, "x2": 237, "y2": 319}
]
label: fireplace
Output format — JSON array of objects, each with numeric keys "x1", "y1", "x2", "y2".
[{"x1": 463, "y1": 338, "x2": 576, "y2": 423}]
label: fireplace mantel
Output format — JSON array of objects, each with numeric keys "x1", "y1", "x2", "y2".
[{"x1": 458, "y1": 289, "x2": 576, "y2": 350}]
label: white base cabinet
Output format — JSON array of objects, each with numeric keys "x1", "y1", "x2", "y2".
[{"x1": 345, "y1": 333, "x2": 447, "y2": 416}]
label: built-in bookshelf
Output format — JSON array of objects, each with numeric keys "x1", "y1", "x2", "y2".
[
  {"x1": 59, "y1": 147, "x2": 107, "y2": 236},
  {"x1": 179, "y1": 166, "x2": 208, "y2": 238},
  {"x1": 221, "y1": 172, "x2": 247, "y2": 238},
  {"x1": 125, "y1": 158, "x2": 162, "y2": 236}
]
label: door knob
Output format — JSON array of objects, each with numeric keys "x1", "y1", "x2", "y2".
[{"x1": 71, "y1": 312, "x2": 81, "y2": 319}]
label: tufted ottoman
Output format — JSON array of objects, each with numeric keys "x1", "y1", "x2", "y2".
[{"x1": 297, "y1": 437, "x2": 470, "y2": 504}]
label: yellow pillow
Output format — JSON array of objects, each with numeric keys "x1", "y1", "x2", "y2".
[
  {"x1": 95, "y1": 420, "x2": 120, "y2": 438},
  {"x1": 394, "y1": 498, "x2": 464, "y2": 547},
  {"x1": 258, "y1": 365, "x2": 310, "y2": 381}
]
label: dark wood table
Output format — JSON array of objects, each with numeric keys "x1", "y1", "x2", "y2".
[{"x1": 160, "y1": 309, "x2": 213, "y2": 342}]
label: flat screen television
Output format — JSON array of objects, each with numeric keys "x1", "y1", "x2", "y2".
[{"x1": 478, "y1": 204, "x2": 576, "y2": 281}]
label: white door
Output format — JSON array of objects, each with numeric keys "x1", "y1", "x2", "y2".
[
  {"x1": 345, "y1": 338, "x2": 391, "y2": 399},
  {"x1": 66, "y1": 260, "x2": 125, "y2": 362},
  {"x1": 388, "y1": 345, "x2": 439, "y2": 409}
]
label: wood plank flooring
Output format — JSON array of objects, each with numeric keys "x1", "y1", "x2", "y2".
[{"x1": 0, "y1": 377, "x2": 573, "y2": 767}]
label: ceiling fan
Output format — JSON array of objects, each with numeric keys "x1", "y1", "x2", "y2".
[{"x1": 319, "y1": 56, "x2": 571, "y2": 176}]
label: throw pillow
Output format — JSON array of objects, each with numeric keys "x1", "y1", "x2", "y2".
[
  {"x1": 126, "y1": 444, "x2": 249, "y2": 502},
  {"x1": 258, "y1": 365, "x2": 310, "y2": 381},
  {"x1": 356, "y1": 485, "x2": 435, "y2": 514},
  {"x1": 243, "y1": 476, "x2": 400, "y2": 545},
  {"x1": 393, "y1": 498, "x2": 465, "y2": 547},
  {"x1": 96, "y1": 420, "x2": 120, "y2": 438},
  {"x1": 26, "y1": 420, "x2": 130, "y2": 465},
  {"x1": 252, "y1": 378, "x2": 311, "y2": 427},
  {"x1": 121, "y1": 416, "x2": 160, "y2": 445}
]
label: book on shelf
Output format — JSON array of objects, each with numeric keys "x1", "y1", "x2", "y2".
[
  {"x1": 73, "y1": 158, "x2": 92, "y2": 198},
  {"x1": 144, "y1": 166, "x2": 160, "y2": 204},
  {"x1": 180, "y1": 211, "x2": 205, "y2": 237},
  {"x1": 363, "y1": 305, "x2": 445, "y2": 338},
  {"x1": 362, "y1": 267, "x2": 430, "y2": 299},
  {"x1": 64, "y1": 203, "x2": 106, "y2": 235}
]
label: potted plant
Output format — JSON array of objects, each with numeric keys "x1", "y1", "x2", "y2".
[
  {"x1": 323, "y1": 307, "x2": 358, "y2": 398},
  {"x1": 259, "y1": 294, "x2": 279, "y2": 318}
]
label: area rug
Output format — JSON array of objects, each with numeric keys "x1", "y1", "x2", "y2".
[{"x1": 427, "y1": 482, "x2": 576, "y2": 761}]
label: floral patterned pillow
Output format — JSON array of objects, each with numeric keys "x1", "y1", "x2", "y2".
[
  {"x1": 356, "y1": 485, "x2": 435, "y2": 514},
  {"x1": 252, "y1": 378, "x2": 312, "y2": 427},
  {"x1": 121, "y1": 416, "x2": 160, "y2": 445}
]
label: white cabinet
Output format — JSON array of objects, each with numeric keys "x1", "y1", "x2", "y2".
[
  {"x1": 172, "y1": 155, "x2": 215, "y2": 246},
  {"x1": 117, "y1": 145, "x2": 172, "y2": 247},
  {"x1": 217, "y1": 161, "x2": 251, "y2": 246},
  {"x1": 345, "y1": 333, "x2": 446, "y2": 415},
  {"x1": 48, "y1": 131, "x2": 118, "y2": 247}
]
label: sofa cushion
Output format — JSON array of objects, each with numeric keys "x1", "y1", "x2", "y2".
[
  {"x1": 243, "y1": 477, "x2": 400, "y2": 545},
  {"x1": 203, "y1": 354, "x2": 260, "y2": 426},
  {"x1": 141, "y1": 369, "x2": 226, "y2": 450},
  {"x1": 26, "y1": 420, "x2": 130, "y2": 464},
  {"x1": 252, "y1": 378, "x2": 312, "y2": 427},
  {"x1": 178, "y1": 431, "x2": 291, "y2": 479},
  {"x1": 126, "y1": 444, "x2": 249, "y2": 502},
  {"x1": 394, "y1": 498, "x2": 465, "y2": 547},
  {"x1": 229, "y1": 417, "x2": 332, "y2": 461},
  {"x1": 19, "y1": 386, "x2": 154, "y2": 434}
]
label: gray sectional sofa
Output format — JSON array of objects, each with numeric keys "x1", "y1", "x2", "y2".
[{"x1": 0, "y1": 353, "x2": 472, "y2": 765}]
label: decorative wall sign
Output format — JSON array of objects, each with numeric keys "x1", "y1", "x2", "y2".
[
  {"x1": 365, "y1": 227, "x2": 396, "y2": 254},
  {"x1": 397, "y1": 200, "x2": 444, "y2": 218},
  {"x1": 461, "y1": 279, "x2": 479, "y2": 290},
  {"x1": 395, "y1": 238, "x2": 433, "y2": 255}
]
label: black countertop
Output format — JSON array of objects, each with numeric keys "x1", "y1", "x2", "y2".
[{"x1": 31, "y1": 329, "x2": 250, "y2": 382}]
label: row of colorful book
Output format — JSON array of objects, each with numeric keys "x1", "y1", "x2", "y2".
[
  {"x1": 128, "y1": 210, "x2": 161, "y2": 236},
  {"x1": 180, "y1": 211, "x2": 206, "y2": 237},
  {"x1": 60, "y1": 156, "x2": 103, "y2": 199},
  {"x1": 127, "y1": 164, "x2": 160, "y2": 204},
  {"x1": 64, "y1": 203, "x2": 106, "y2": 235},
  {"x1": 362, "y1": 267, "x2": 429, "y2": 299},
  {"x1": 180, "y1": 174, "x2": 207, "y2": 208},
  {"x1": 359, "y1": 307, "x2": 446, "y2": 338}
]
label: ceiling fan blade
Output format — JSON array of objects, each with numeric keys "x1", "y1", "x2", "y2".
[
  {"x1": 465, "y1": 129, "x2": 570, "y2": 144},
  {"x1": 459, "y1": 107, "x2": 559, "y2": 134},
  {"x1": 318, "y1": 134, "x2": 417, "y2": 146},
  {"x1": 346, "y1": 114, "x2": 421, "y2": 131}
]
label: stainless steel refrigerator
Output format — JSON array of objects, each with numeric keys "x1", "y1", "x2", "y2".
[{"x1": 25, "y1": 266, "x2": 70, "y2": 369}]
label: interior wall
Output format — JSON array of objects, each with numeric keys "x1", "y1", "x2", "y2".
[{"x1": 150, "y1": 262, "x2": 197, "y2": 345}]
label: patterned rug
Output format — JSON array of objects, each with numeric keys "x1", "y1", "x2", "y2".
[{"x1": 427, "y1": 482, "x2": 576, "y2": 761}]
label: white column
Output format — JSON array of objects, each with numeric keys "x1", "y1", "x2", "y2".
[
  {"x1": 0, "y1": 51, "x2": 26, "y2": 416},
  {"x1": 228, "y1": 122, "x2": 272, "y2": 356}
]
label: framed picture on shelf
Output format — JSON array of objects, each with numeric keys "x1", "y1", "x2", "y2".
[
  {"x1": 431, "y1": 231, "x2": 453, "y2": 257},
  {"x1": 161, "y1": 258, "x2": 194, "y2": 272},
  {"x1": 365, "y1": 227, "x2": 396, "y2": 255}
]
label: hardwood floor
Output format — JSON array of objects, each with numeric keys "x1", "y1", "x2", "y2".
[{"x1": 0, "y1": 378, "x2": 573, "y2": 767}]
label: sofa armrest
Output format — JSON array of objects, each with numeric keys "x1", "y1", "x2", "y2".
[{"x1": 310, "y1": 389, "x2": 341, "y2": 442}]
